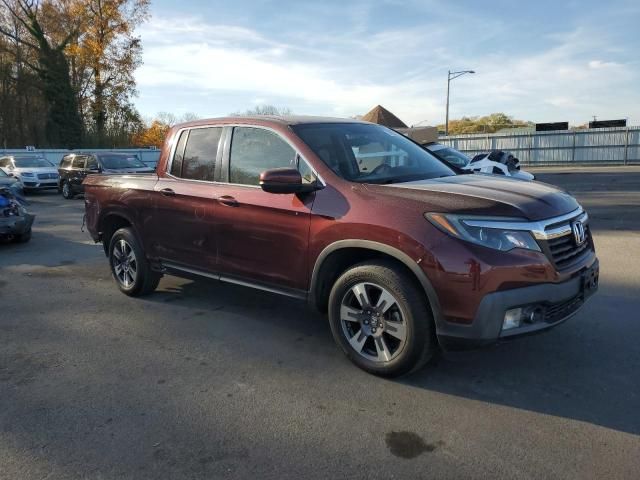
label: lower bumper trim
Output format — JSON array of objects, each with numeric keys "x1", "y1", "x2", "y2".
[{"x1": 436, "y1": 258, "x2": 599, "y2": 350}]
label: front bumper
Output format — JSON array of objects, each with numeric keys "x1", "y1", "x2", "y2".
[
  {"x1": 22, "y1": 180, "x2": 58, "y2": 189},
  {"x1": 437, "y1": 258, "x2": 599, "y2": 350},
  {"x1": 0, "y1": 212, "x2": 35, "y2": 237}
]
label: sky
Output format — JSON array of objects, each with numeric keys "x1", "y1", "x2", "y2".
[{"x1": 133, "y1": 0, "x2": 640, "y2": 126}]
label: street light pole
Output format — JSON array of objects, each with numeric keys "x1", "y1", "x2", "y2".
[{"x1": 445, "y1": 69, "x2": 475, "y2": 136}]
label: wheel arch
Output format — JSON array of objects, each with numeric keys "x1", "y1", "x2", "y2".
[
  {"x1": 99, "y1": 211, "x2": 137, "y2": 256},
  {"x1": 309, "y1": 240, "x2": 442, "y2": 324}
]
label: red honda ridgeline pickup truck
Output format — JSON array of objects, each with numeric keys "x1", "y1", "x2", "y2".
[{"x1": 84, "y1": 116, "x2": 599, "y2": 376}]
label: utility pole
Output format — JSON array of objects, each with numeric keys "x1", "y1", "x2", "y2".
[{"x1": 446, "y1": 69, "x2": 475, "y2": 136}]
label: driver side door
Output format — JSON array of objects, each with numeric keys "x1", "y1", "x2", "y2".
[{"x1": 214, "y1": 126, "x2": 317, "y2": 293}]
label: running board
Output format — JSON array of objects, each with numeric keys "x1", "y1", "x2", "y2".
[{"x1": 160, "y1": 261, "x2": 307, "y2": 300}]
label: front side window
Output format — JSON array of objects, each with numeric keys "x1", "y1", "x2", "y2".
[
  {"x1": 60, "y1": 156, "x2": 72, "y2": 168},
  {"x1": 86, "y1": 156, "x2": 99, "y2": 170},
  {"x1": 292, "y1": 123, "x2": 454, "y2": 184},
  {"x1": 100, "y1": 154, "x2": 145, "y2": 169},
  {"x1": 229, "y1": 127, "x2": 296, "y2": 185}
]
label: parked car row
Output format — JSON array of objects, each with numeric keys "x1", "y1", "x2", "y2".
[
  {"x1": 57, "y1": 153, "x2": 154, "y2": 199},
  {"x1": 0, "y1": 155, "x2": 59, "y2": 192},
  {"x1": 0, "y1": 153, "x2": 153, "y2": 199}
]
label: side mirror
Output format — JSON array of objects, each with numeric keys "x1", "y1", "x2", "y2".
[{"x1": 259, "y1": 167, "x2": 318, "y2": 194}]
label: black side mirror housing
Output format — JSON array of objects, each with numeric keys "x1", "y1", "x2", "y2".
[{"x1": 259, "y1": 167, "x2": 320, "y2": 194}]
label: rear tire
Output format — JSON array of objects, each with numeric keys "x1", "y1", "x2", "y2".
[
  {"x1": 108, "y1": 227, "x2": 160, "y2": 296},
  {"x1": 328, "y1": 260, "x2": 436, "y2": 377}
]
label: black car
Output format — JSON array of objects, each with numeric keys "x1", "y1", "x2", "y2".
[{"x1": 57, "y1": 153, "x2": 154, "y2": 199}]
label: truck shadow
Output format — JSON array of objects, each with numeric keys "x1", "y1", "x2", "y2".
[{"x1": 145, "y1": 273, "x2": 640, "y2": 436}]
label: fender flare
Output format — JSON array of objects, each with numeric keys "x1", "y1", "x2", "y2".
[
  {"x1": 309, "y1": 239, "x2": 443, "y2": 326},
  {"x1": 98, "y1": 208, "x2": 141, "y2": 253}
]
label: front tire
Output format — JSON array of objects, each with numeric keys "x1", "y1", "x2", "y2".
[
  {"x1": 108, "y1": 227, "x2": 160, "y2": 296},
  {"x1": 328, "y1": 260, "x2": 436, "y2": 377},
  {"x1": 61, "y1": 181, "x2": 74, "y2": 199}
]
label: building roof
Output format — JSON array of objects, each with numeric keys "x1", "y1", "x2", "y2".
[{"x1": 361, "y1": 105, "x2": 408, "y2": 128}]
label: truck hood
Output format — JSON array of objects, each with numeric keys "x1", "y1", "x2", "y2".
[{"x1": 365, "y1": 174, "x2": 579, "y2": 221}]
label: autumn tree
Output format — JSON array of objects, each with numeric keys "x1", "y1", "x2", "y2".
[
  {"x1": 439, "y1": 113, "x2": 533, "y2": 135},
  {"x1": 0, "y1": 0, "x2": 150, "y2": 148},
  {"x1": 0, "y1": 0, "x2": 83, "y2": 147},
  {"x1": 70, "y1": 0, "x2": 149, "y2": 146},
  {"x1": 131, "y1": 112, "x2": 199, "y2": 148}
]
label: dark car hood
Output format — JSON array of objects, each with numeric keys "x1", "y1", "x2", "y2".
[
  {"x1": 102, "y1": 167, "x2": 154, "y2": 174},
  {"x1": 365, "y1": 174, "x2": 579, "y2": 221}
]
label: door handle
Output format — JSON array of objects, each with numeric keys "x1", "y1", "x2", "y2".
[
  {"x1": 160, "y1": 188, "x2": 175, "y2": 197},
  {"x1": 218, "y1": 195, "x2": 239, "y2": 207}
]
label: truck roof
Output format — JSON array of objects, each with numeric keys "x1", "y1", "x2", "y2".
[{"x1": 175, "y1": 115, "x2": 369, "y2": 129}]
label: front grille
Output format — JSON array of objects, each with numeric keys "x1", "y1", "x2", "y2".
[
  {"x1": 544, "y1": 294, "x2": 584, "y2": 323},
  {"x1": 37, "y1": 173, "x2": 58, "y2": 180},
  {"x1": 545, "y1": 229, "x2": 591, "y2": 269}
]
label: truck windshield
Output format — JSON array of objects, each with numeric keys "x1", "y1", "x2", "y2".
[
  {"x1": 100, "y1": 155, "x2": 146, "y2": 169},
  {"x1": 292, "y1": 123, "x2": 455, "y2": 184}
]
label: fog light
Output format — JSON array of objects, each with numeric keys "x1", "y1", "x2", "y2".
[{"x1": 503, "y1": 308, "x2": 522, "y2": 330}]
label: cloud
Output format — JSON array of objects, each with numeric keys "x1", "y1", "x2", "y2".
[
  {"x1": 135, "y1": 12, "x2": 639, "y2": 126},
  {"x1": 588, "y1": 60, "x2": 621, "y2": 69}
]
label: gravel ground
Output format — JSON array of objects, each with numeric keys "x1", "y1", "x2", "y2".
[{"x1": 1, "y1": 167, "x2": 639, "y2": 479}]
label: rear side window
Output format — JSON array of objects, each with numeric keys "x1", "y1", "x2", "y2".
[
  {"x1": 229, "y1": 127, "x2": 296, "y2": 185},
  {"x1": 171, "y1": 128, "x2": 222, "y2": 181},
  {"x1": 182, "y1": 128, "x2": 222, "y2": 181},
  {"x1": 170, "y1": 131, "x2": 188, "y2": 177},
  {"x1": 72, "y1": 157, "x2": 86, "y2": 169}
]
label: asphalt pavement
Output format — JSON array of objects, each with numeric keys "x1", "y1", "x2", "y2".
[{"x1": 1, "y1": 167, "x2": 639, "y2": 479}]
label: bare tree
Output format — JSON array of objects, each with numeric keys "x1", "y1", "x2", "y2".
[{"x1": 231, "y1": 105, "x2": 293, "y2": 116}]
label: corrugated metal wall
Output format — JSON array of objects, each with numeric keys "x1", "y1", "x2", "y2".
[
  {"x1": 0, "y1": 148, "x2": 162, "y2": 168},
  {"x1": 439, "y1": 127, "x2": 640, "y2": 166}
]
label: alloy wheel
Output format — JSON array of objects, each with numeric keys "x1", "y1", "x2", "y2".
[
  {"x1": 340, "y1": 282, "x2": 408, "y2": 363},
  {"x1": 112, "y1": 239, "x2": 137, "y2": 288}
]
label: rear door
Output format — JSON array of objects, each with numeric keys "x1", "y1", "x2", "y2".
[
  {"x1": 148, "y1": 126, "x2": 224, "y2": 271},
  {"x1": 214, "y1": 126, "x2": 316, "y2": 292}
]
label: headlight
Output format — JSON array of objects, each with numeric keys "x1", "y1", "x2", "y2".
[
  {"x1": 20, "y1": 172, "x2": 35, "y2": 177},
  {"x1": 425, "y1": 213, "x2": 541, "y2": 252}
]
